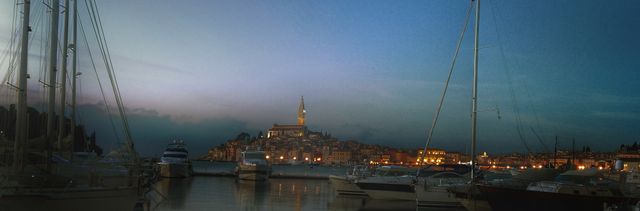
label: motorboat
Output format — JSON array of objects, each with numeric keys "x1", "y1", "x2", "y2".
[
  {"x1": 354, "y1": 166, "x2": 416, "y2": 200},
  {"x1": 236, "y1": 148, "x2": 271, "y2": 181},
  {"x1": 329, "y1": 165, "x2": 370, "y2": 196},
  {"x1": 158, "y1": 140, "x2": 192, "y2": 178},
  {"x1": 477, "y1": 169, "x2": 640, "y2": 211},
  {"x1": 415, "y1": 164, "x2": 470, "y2": 208}
]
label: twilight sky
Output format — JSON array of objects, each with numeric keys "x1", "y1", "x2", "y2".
[{"x1": 1, "y1": 0, "x2": 639, "y2": 156}]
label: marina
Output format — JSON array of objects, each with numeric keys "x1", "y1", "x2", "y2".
[
  {"x1": 1, "y1": 0, "x2": 638, "y2": 210},
  {"x1": 150, "y1": 161, "x2": 457, "y2": 211}
]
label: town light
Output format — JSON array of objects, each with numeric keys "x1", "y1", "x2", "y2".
[
  {"x1": 280, "y1": 156, "x2": 284, "y2": 160},
  {"x1": 305, "y1": 157, "x2": 309, "y2": 161},
  {"x1": 317, "y1": 157, "x2": 321, "y2": 161},
  {"x1": 265, "y1": 155, "x2": 270, "y2": 159},
  {"x1": 293, "y1": 157, "x2": 297, "y2": 160}
]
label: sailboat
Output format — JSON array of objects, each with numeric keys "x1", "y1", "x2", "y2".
[
  {"x1": 0, "y1": 0, "x2": 142, "y2": 210},
  {"x1": 413, "y1": 0, "x2": 480, "y2": 208}
]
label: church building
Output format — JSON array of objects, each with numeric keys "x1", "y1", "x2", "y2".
[{"x1": 267, "y1": 96, "x2": 307, "y2": 138}]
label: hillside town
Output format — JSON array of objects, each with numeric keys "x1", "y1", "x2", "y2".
[{"x1": 203, "y1": 97, "x2": 637, "y2": 170}]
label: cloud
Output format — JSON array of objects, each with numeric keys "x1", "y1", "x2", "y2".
[{"x1": 75, "y1": 103, "x2": 255, "y2": 157}]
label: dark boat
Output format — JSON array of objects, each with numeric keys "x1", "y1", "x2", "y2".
[{"x1": 476, "y1": 169, "x2": 640, "y2": 211}]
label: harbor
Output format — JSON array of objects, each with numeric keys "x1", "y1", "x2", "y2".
[
  {"x1": 148, "y1": 161, "x2": 438, "y2": 211},
  {"x1": 1, "y1": 0, "x2": 639, "y2": 210}
]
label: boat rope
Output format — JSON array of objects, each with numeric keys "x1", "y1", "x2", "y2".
[
  {"x1": 0, "y1": 0, "x2": 20, "y2": 87},
  {"x1": 85, "y1": 0, "x2": 137, "y2": 163},
  {"x1": 488, "y1": 0, "x2": 548, "y2": 154},
  {"x1": 419, "y1": 0, "x2": 474, "y2": 167},
  {"x1": 78, "y1": 15, "x2": 122, "y2": 145}
]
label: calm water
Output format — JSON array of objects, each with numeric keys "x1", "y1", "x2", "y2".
[{"x1": 149, "y1": 161, "x2": 423, "y2": 211}]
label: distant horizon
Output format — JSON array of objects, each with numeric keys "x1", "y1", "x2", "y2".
[{"x1": 0, "y1": 102, "x2": 631, "y2": 157}]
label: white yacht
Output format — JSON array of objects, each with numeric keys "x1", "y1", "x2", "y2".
[
  {"x1": 158, "y1": 140, "x2": 192, "y2": 178},
  {"x1": 236, "y1": 149, "x2": 271, "y2": 181},
  {"x1": 354, "y1": 166, "x2": 416, "y2": 200},
  {"x1": 329, "y1": 165, "x2": 370, "y2": 196},
  {"x1": 414, "y1": 164, "x2": 470, "y2": 208}
]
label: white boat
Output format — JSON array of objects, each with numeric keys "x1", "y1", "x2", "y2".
[
  {"x1": 415, "y1": 164, "x2": 470, "y2": 208},
  {"x1": 354, "y1": 166, "x2": 416, "y2": 200},
  {"x1": 329, "y1": 165, "x2": 370, "y2": 196},
  {"x1": 158, "y1": 140, "x2": 192, "y2": 178},
  {"x1": 236, "y1": 149, "x2": 270, "y2": 181}
]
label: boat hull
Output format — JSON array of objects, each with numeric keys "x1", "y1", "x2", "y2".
[
  {"x1": 449, "y1": 184, "x2": 492, "y2": 211},
  {"x1": 356, "y1": 182, "x2": 415, "y2": 200},
  {"x1": 0, "y1": 187, "x2": 139, "y2": 211},
  {"x1": 237, "y1": 164, "x2": 270, "y2": 181},
  {"x1": 329, "y1": 175, "x2": 368, "y2": 197},
  {"x1": 415, "y1": 185, "x2": 463, "y2": 208},
  {"x1": 477, "y1": 184, "x2": 640, "y2": 211},
  {"x1": 159, "y1": 162, "x2": 192, "y2": 178}
]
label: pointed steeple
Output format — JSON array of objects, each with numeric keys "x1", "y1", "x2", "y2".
[{"x1": 297, "y1": 96, "x2": 306, "y2": 125}]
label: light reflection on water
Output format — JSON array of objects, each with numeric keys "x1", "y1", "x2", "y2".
[
  {"x1": 152, "y1": 162, "x2": 460, "y2": 211},
  {"x1": 153, "y1": 177, "x2": 426, "y2": 211},
  {"x1": 153, "y1": 177, "x2": 354, "y2": 211}
]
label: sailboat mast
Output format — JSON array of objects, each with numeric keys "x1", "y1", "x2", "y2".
[
  {"x1": 46, "y1": 0, "x2": 60, "y2": 171},
  {"x1": 58, "y1": 0, "x2": 70, "y2": 151},
  {"x1": 13, "y1": 0, "x2": 32, "y2": 173},
  {"x1": 553, "y1": 136, "x2": 558, "y2": 168},
  {"x1": 470, "y1": 0, "x2": 480, "y2": 180},
  {"x1": 70, "y1": 0, "x2": 78, "y2": 153}
]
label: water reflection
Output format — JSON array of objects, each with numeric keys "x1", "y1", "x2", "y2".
[
  {"x1": 234, "y1": 180, "x2": 270, "y2": 208},
  {"x1": 153, "y1": 176, "x2": 424, "y2": 211},
  {"x1": 155, "y1": 178, "x2": 193, "y2": 209}
]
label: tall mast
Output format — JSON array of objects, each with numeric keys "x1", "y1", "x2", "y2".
[
  {"x1": 13, "y1": 0, "x2": 32, "y2": 173},
  {"x1": 553, "y1": 136, "x2": 558, "y2": 168},
  {"x1": 46, "y1": 0, "x2": 60, "y2": 171},
  {"x1": 70, "y1": 0, "x2": 78, "y2": 153},
  {"x1": 470, "y1": 0, "x2": 480, "y2": 180},
  {"x1": 58, "y1": 0, "x2": 70, "y2": 151}
]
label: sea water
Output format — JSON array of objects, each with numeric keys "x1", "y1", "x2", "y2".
[{"x1": 151, "y1": 161, "x2": 455, "y2": 211}]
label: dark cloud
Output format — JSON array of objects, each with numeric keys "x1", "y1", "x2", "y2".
[{"x1": 76, "y1": 103, "x2": 254, "y2": 157}]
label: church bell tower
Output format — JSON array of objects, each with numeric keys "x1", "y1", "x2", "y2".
[{"x1": 297, "y1": 96, "x2": 306, "y2": 125}]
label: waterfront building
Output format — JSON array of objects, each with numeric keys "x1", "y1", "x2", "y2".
[{"x1": 416, "y1": 148, "x2": 446, "y2": 164}]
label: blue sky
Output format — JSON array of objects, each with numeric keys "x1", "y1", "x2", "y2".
[{"x1": 1, "y1": 0, "x2": 639, "y2": 156}]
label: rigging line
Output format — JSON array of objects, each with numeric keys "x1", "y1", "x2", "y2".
[
  {"x1": 0, "y1": 0, "x2": 19, "y2": 84},
  {"x1": 419, "y1": 0, "x2": 474, "y2": 167},
  {"x1": 89, "y1": 0, "x2": 129, "y2": 136},
  {"x1": 488, "y1": 0, "x2": 545, "y2": 137},
  {"x1": 85, "y1": 0, "x2": 123, "y2": 144},
  {"x1": 78, "y1": 15, "x2": 122, "y2": 143},
  {"x1": 40, "y1": 7, "x2": 51, "y2": 113},
  {"x1": 487, "y1": 0, "x2": 532, "y2": 154},
  {"x1": 87, "y1": 0, "x2": 135, "y2": 159},
  {"x1": 529, "y1": 126, "x2": 549, "y2": 152}
]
